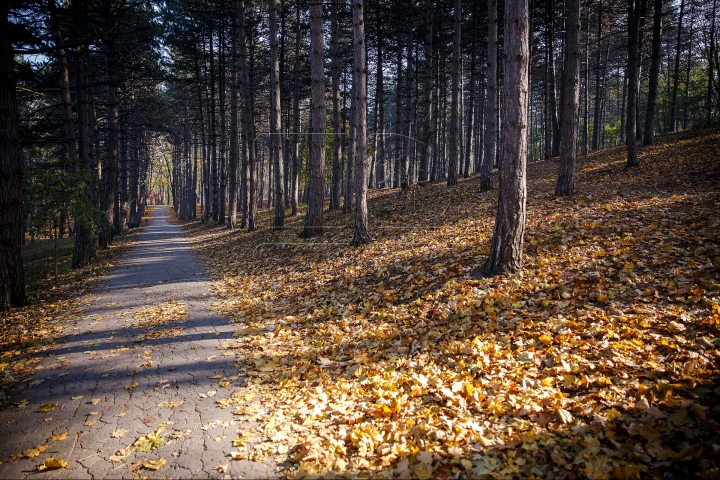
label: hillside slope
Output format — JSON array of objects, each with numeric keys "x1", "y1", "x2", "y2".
[{"x1": 185, "y1": 129, "x2": 720, "y2": 479}]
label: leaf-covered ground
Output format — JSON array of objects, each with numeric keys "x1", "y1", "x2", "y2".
[{"x1": 197, "y1": 130, "x2": 718, "y2": 478}]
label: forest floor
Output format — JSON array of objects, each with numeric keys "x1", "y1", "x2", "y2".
[
  {"x1": 179, "y1": 128, "x2": 720, "y2": 479},
  {"x1": 0, "y1": 129, "x2": 717, "y2": 480}
]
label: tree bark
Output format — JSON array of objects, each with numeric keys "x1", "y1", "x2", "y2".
[
  {"x1": 270, "y1": 0, "x2": 285, "y2": 231},
  {"x1": 345, "y1": 79, "x2": 356, "y2": 211},
  {"x1": 102, "y1": 0, "x2": 118, "y2": 244},
  {"x1": 237, "y1": 0, "x2": 257, "y2": 231},
  {"x1": 218, "y1": 15, "x2": 227, "y2": 224},
  {"x1": 480, "y1": 0, "x2": 530, "y2": 276},
  {"x1": 670, "y1": 0, "x2": 684, "y2": 131},
  {"x1": 0, "y1": 3, "x2": 26, "y2": 309},
  {"x1": 707, "y1": 0, "x2": 717, "y2": 123},
  {"x1": 209, "y1": 33, "x2": 219, "y2": 221},
  {"x1": 402, "y1": 19, "x2": 414, "y2": 188},
  {"x1": 592, "y1": 0, "x2": 603, "y2": 151},
  {"x1": 626, "y1": 0, "x2": 646, "y2": 168},
  {"x1": 375, "y1": 1, "x2": 387, "y2": 188},
  {"x1": 228, "y1": 0, "x2": 240, "y2": 229},
  {"x1": 447, "y1": 0, "x2": 461, "y2": 187},
  {"x1": 482, "y1": 0, "x2": 498, "y2": 192},
  {"x1": 582, "y1": 3, "x2": 589, "y2": 155},
  {"x1": 302, "y1": 0, "x2": 326, "y2": 238},
  {"x1": 330, "y1": 1, "x2": 342, "y2": 210},
  {"x1": 291, "y1": 2, "x2": 300, "y2": 216},
  {"x1": 419, "y1": 0, "x2": 433, "y2": 184},
  {"x1": 464, "y1": 33, "x2": 476, "y2": 178},
  {"x1": 392, "y1": 31, "x2": 402, "y2": 189},
  {"x1": 643, "y1": 0, "x2": 663, "y2": 145},
  {"x1": 352, "y1": 0, "x2": 370, "y2": 245},
  {"x1": 555, "y1": 0, "x2": 581, "y2": 196},
  {"x1": 72, "y1": 0, "x2": 95, "y2": 269},
  {"x1": 547, "y1": 0, "x2": 560, "y2": 155}
]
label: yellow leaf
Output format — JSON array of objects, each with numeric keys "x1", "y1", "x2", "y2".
[
  {"x1": 23, "y1": 444, "x2": 48, "y2": 458},
  {"x1": 557, "y1": 408, "x2": 574, "y2": 424},
  {"x1": 38, "y1": 402, "x2": 57, "y2": 413},
  {"x1": 539, "y1": 334, "x2": 553, "y2": 345},
  {"x1": 51, "y1": 432, "x2": 69, "y2": 441},
  {"x1": 37, "y1": 457, "x2": 68, "y2": 471},
  {"x1": 142, "y1": 458, "x2": 166, "y2": 471}
]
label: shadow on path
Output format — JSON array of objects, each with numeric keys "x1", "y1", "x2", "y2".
[{"x1": 0, "y1": 207, "x2": 274, "y2": 479}]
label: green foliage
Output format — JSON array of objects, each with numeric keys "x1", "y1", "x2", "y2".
[{"x1": 23, "y1": 157, "x2": 108, "y2": 239}]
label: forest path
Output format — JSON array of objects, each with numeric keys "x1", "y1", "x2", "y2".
[{"x1": 0, "y1": 207, "x2": 274, "y2": 479}]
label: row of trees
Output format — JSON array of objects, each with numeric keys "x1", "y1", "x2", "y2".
[
  {"x1": 2, "y1": 0, "x2": 720, "y2": 309},
  {"x1": 164, "y1": 0, "x2": 720, "y2": 228},
  {"x1": 2, "y1": 0, "x2": 164, "y2": 309}
]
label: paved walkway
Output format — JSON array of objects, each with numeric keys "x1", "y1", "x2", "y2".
[{"x1": 0, "y1": 208, "x2": 274, "y2": 478}]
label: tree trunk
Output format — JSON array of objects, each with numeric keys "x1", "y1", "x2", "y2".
[
  {"x1": 228, "y1": 0, "x2": 241, "y2": 229},
  {"x1": 402, "y1": 19, "x2": 414, "y2": 189},
  {"x1": 392, "y1": 33, "x2": 402, "y2": 189},
  {"x1": 447, "y1": 0, "x2": 461, "y2": 187},
  {"x1": 582, "y1": 3, "x2": 589, "y2": 155},
  {"x1": 482, "y1": 0, "x2": 498, "y2": 192},
  {"x1": 375, "y1": 2, "x2": 387, "y2": 188},
  {"x1": 345, "y1": 79, "x2": 356, "y2": 210},
  {"x1": 330, "y1": 1, "x2": 342, "y2": 210},
  {"x1": 0, "y1": 3, "x2": 26, "y2": 309},
  {"x1": 644, "y1": 0, "x2": 663, "y2": 145},
  {"x1": 270, "y1": 0, "x2": 285, "y2": 231},
  {"x1": 49, "y1": 0, "x2": 77, "y2": 163},
  {"x1": 670, "y1": 0, "x2": 685, "y2": 131},
  {"x1": 480, "y1": 0, "x2": 530, "y2": 277},
  {"x1": 419, "y1": 0, "x2": 433, "y2": 184},
  {"x1": 209, "y1": 33, "x2": 219, "y2": 221},
  {"x1": 464, "y1": 34, "x2": 476, "y2": 178},
  {"x1": 72, "y1": 0, "x2": 94, "y2": 269},
  {"x1": 291, "y1": 2, "x2": 300, "y2": 216},
  {"x1": 302, "y1": 0, "x2": 326, "y2": 238},
  {"x1": 103, "y1": 0, "x2": 118, "y2": 243},
  {"x1": 683, "y1": 1, "x2": 695, "y2": 129},
  {"x1": 555, "y1": 0, "x2": 581, "y2": 196},
  {"x1": 708, "y1": 0, "x2": 717, "y2": 123},
  {"x1": 352, "y1": 0, "x2": 370, "y2": 245},
  {"x1": 218, "y1": 16, "x2": 227, "y2": 224},
  {"x1": 592, "y1": 0, "x2": 603, "y2": 151},
  {"x1": 547, "y1": 0, "x2": 560, "y2": 155},
  {"x1": 237, "y1": 0, "x2": 257, "y2": 231},
  {"x1": 118, "y1": 113, "x2": 128, "y2": 230},
  {"x1": 620, "y1": 69, "x2": 627, "y2": 142},
  {"x1": 626, "y1": 0, "x2": 646, "y2": 168}
]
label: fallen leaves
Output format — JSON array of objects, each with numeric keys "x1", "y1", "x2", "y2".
[
  {"x1": 111, "y1": 429, "x2": 129, "y2": 438},
  {"x1": 37, "y1": 402, "x2": 57, "y2": 412},
  {"x1": 37, "y1": 457, "x2": 68, "y2": 471},
  {"x1": 141, "y1": 458, "x2": 165, "y2": 471},
  {"x1": 110, "y1": 424, "x2": 170, "y2": 462},
  {"x1": 179, "y1": 129, "x2": 720, "y2": 479}
]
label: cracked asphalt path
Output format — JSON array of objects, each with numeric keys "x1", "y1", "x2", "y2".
[{"x1": 0, "y1": 207, "x2": 275, "y2": 479}]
